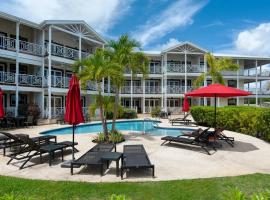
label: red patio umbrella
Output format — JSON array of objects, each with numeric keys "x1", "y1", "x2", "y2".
[
  {"x1": 0, "y1": 88, "x2": 4, "y2": 119},
  {"x1": 182, "y1": 96, "x2": 190, "y2": 112},
  {"x1": 185, "y1": 84, "x2": 251, "y2": 128},
  {"x1": 65, "y1": 74, "x2": 84, "y2": 160}
]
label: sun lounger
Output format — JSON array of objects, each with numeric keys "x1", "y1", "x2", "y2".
[
  {"x1": 121, "y1": 145, "x2": 154, "y2": 179},
  {"x1": 6, "y1": 135, "x2": 76, "y2": 169},
  {"x1": 170, "y1": 113, "x2": 192, "y2": 126},
  {"x1": 181, "y1": 128, "x2": 204, "y2": 137},
  {"x1": 71, "y1": 143, "x2": 116, "y2": 176},
  {"x1": 161, "y1": 128, "x2": 217, "y2": 155},
  {"x1": 214, "y1": 128, "x2": 234, "y2": 147}
]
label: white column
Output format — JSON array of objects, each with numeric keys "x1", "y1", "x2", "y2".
[
  {"x1": 142, "y1": 78, "x2": 145, "y2": 113},
  {"x1": 130, "y1": 72, "x2": 133, "y2": 109},
  {"x1": 15, "y1": 22, "x2": 20, "y2": 117},
  {"x1": 164, "y1": 53, "x2": 167, "y2": 112},
  {"x1": 236, "y1": 59, "x2": 240, "y2": 105},
  {"x1": 255, "y1": 60, "x2": 258, "y2": 106},
  {"x1": 102, "y1": 78, "x2": 105, "y2": 93},
  {"x1": 48, "y1": 26, "x2": 52, "y2": 119},
  {"x1": 79, "y1": 35, "x2": 82, "y2": 60},
  {"x1": 41, "y1": 30, "x2": 45, "y2": 118},
  {"x1": 161, "y1": 56, "x2": 164, "y2": 108},
  {"x1": 203, "y1": 54, "x2": 207, "y2": 106},
  {"x1": 184, "y1": 52, "x2": 187, "y2": 93}
]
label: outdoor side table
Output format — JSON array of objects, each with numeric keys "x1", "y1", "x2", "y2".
[{"x1": 101, "y1": 152, "x2": 123, "y2": 177}]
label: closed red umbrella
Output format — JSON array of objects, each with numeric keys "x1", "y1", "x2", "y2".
[
  {"x1": 185, "y1": 84, "x2": 251, "y2": 128},
  {"x1": 182, "y1": 96, "x2": 190, "y2": 112},
  {"x1": 0, "y1": 88, "x2": 4, "y2": 119},
  {"x1": 65, "y1": 74, "x2": 84, "y2": 160}
]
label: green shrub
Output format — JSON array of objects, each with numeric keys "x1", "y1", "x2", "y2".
[
  {"x1": 110, "y1": 194, "x2": 130, "y2": 200},
  {"x1": 222, "y1": 188, "x2": 270, "y2": 200},
  {"x1": 93, "y1": 130, "x2": 125, "y2": 144},
  {"x1": 151, "y1": 107, "x2": 161, "y2": 118},
  {"x1": 191, "y1": 106, "x2": 270, "y2": 142},
  {"x1": 122, "y1": 109, "x2": 137, "y2": 119},
  {"x1": 109, "y1": 130, "x2": 125, "y2": 143},
  {"x1": 0, "y1": 193, "x2": 33, "y2": 200}
]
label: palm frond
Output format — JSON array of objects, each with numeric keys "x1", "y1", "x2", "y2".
[{"x1": 193, "y1": 73, "x2": 206, "y2": 88}]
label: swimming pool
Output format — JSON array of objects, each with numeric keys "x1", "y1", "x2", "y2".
[{"x1": 40, "y1": 120, "x2": 195, "y2": 137}]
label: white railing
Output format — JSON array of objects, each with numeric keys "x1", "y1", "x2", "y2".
[
  {"x1": 50, "y1": 43, "x2": 79, "y2": 60},
  {"x1": 51, "y1": 107, "x2": 64, "y2": 118},
  {"x1": 133, "y1": 86, "x2": 143, "y2": 94},
  {"x1": 145, "y1": 86, "x2": 162, "y2": 94},
  {"x1": 81, "y1": 51, "x2": 91, "y2": 59},
  {"x1": 187, "y1": 64, "x2": 204, "y2": 73},
  {"x1": 4, "y1": 107, "x2": 16, "y2": 117},
  {"x1": 87, "y1": 81, "x2": 99, "y2": 91},
  {"x1": 51, "y1": 76, "x2": 71, "y2": 88},
  {"x1": 19, "y1": 40, "x2": 43, "y2": 56},
  {"x1": 149, "y1": 65, "x2": 162, "y2": 74},
  {"x1": 0, "y1": 35, "x2": 16, "y2": 51},
  {"x1": 18, "y1": 74, "x2": 43, "y2": 87},
  {"x1": 246, "y1": 88, "x2": 270, "y2": 95},
  {"x1": 167, "y1": 86, "x2": 193, "y2": 94},
  {"x1": 0, "y1": 71, "x2": 16, "y2": 84},
  {"x1": 167, "y1": 63, "x2": 185, "y2": 73},
  {"x1": 121, "y1": 86, "x2": 131, "y2": 94}
]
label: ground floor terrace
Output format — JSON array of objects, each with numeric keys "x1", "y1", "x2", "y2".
[{"x1": 1, "y1": 117, "x2": 270, "y2": 183}]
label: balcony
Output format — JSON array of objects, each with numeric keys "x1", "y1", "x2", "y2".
[
  {"x1": 86, "y1": 81, "x2": 99, "y2": 91},
  {"x1": 121, "y1": 86, "x2": 143, "y2": 94},
  {"x1": 167, "y1": 86, "x2": 193, "y2": 94},
  {"x1": 51, "y1": 76, "x2": 70, "y2": 88},
  {"x1": 145, "y1": 86, "x2": 161, "y2": 94},
  {"x1": 0, "y1": 72, "x2": 16, "y2": 85},
  {"x1": 0, "y1": 35, "x2": 43, "y2": 56},
  {"x1": 245, "y1": 88, "x2": 270, "y2": 95},
  {"x1": 18, "y1": 74, "x2": 43, "y2": 87},
  {"x1": 167, "y1": 63, "x2": 204, "y2": 73},
  {"x1": 149, "y1": 65, "x2": 162, "y2": 74},
  {"x1": 50, "y1": 43, "x2": 91, "y2": 60}
]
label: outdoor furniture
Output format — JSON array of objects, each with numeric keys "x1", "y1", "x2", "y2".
[
  {"x1": 182, "y1": 128, "x2": 204, "y2": 137},
  {"x1": 71, "y1": 143, "x2": 116, "y2": 176},
  {"x1": 56, "y1": 115, "x2": 65, "y2": 125},
  {"x1": 101, "y1": 152, "x2": 123, "y2": 177},
  {"x1": 24, "y1": 116, "x2": 34, "y2": 127},
  {"x1": 161, "y1": 128, "x2": 217, "y2": 155},
  {"x1": 121, "y1": 145, "x2": 155, "y2": 179},
  {"x1": 7, "y1": 135, "x2": 74, "y2": 169},
  {"x1": 214, "y1": 128, "x2": 234, "y2": 147},
  {"x1": 170, "y1": 113, "x2": 192, "y2": 126}
]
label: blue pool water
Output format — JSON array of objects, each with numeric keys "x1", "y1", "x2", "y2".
[{"x1": 40, "y1": 120, "x2": 194, "y2": 136}]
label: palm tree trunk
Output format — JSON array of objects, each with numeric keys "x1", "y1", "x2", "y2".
[
  {"x1": 98, "y1": 83, "x2": 109, "y2": 140},
  {"x1": 112, "y1": 87, "x2": 120, "y2": 131}
]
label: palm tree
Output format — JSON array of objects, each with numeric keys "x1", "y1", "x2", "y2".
[
  {"x1": 107, "y1": 34, "x2": 149, "y2": 131},
  {"x1": 73, "y1": 48, "x2": 121, "y2": 139},
  {"x1": 193, "y1": 53, "x2": 239, "y2": 88}
]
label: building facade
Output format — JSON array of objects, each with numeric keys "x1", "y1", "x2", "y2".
[{"x1": 0, "y1": 12, "x2": 270, "y2": 119}]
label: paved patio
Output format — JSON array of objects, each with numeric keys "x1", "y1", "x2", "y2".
[{"x1": 0, "y1": 118, "x2": 270, "y2": 182}]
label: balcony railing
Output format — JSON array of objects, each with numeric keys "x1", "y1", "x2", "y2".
[
  {"x1": 149, "y1": 65, "x2": 162, "y2": 74},
  {"x1": 0, "y1": 35, "x2": 16, "y2": 51},
  {"x1": 86, "y1": 81, "x2": 99, "y2": 91},
  {"x1": 167, "y1": 86, "x2": 193, "y2": 94},
  {"x1": 0, "y1": 35, "x2": 43, "y2": 56},
  {"x1": 121, "y1": 86, "x2": 143, "y2": 94},
  {"x1": 0, "y1": 72, "x2": 16, "y2": 84},
  {"x1": 187, "y1": 64, "x2": 204, "y2": 73},
  {"x1": 19, "y1": 40, "x2": 43, "y2": 56},
  {"x1": 51, "y1": 76, "x2": 71, "y2": 88},
  {"x1": 18, "y1": 74, "x2": 43, "y2": 87},
  {"x1": 145, "y1": 86, "x2": 161, "y2": 94},
  {"x1": 245, "y1": 88, "x2": 270, "y2": 95},
  {"x1": 167, "y1": 63, "x2": 204, "y2": 73}
]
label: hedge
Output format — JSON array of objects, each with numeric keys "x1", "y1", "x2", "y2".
[{"x1": 190, "y1": 106, "x2": 270, "y2": 142}]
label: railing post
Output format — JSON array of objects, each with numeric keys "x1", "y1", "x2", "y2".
[
  {"x1": 255, "y1": 60, "x2": 258, "y2": 107},
  {"x1": 48, "y1": 26, "x2": 52, "y2": 119},
  {"x1": 15, "y1": 22, "x2": 20, "y2": 117}
]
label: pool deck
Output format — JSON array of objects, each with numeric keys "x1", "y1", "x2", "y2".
[{"x1": 1, "y1": 116, "x2": 270, "y2": 183}]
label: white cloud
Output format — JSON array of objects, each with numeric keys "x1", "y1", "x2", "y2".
[
  {"x1": 153, "y1": 38, "x2": 181, "y2": 51},
  {"x1": 1, "y1": 0, "x2": 133, "y2": 33},
  {"x1": 234, "y1": 23, "x2": 270, "y2": 56},
  {"x1": 133, "y1": 0, "x2": 207, "y2": 46}
]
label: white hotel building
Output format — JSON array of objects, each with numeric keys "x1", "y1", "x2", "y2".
[{"x1": 0, "y1": 12, "x2": 270, "y2": 120}]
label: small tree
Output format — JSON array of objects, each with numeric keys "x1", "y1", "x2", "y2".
[{"x1": 193, "y1": 53, "x2": 239, "y2": 88}]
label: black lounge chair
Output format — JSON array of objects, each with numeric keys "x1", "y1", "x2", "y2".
[
  {"x1": 7, "y1": 135, "x2": 74, "y2": 169},
  {"x1": 161, "y1": 128, "x2": 217, "y2": 155},
  {"x1": 182, "y1": 128, "x2": 204, "y2": 137},
  {"x1": 170, "y1": 113, "x2": 192, "y2": 126},
  {"x1": 71, "y1": 143, "x2": 116, "y2": 176},
  {"x1": 121, "y1": 145, "x2": 154, "y2": 179},
  {"x1": 215, "y1": 128, "x2": 234, "y2": 147}
]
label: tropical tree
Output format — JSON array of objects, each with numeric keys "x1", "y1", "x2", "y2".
[
  {"x1": 107, "y1": 34, "x2": 149, "y2": 131},
  {"x1": 73, "y1": 48, "x2": 121, "y2": 139},
  {"x1": 193, "y1": 53, "x2": 239, "y2": 88}
]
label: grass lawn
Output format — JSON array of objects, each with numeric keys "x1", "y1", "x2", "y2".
[{"x1": 0, "y1": 173, "x2": 270, "y2": 199}]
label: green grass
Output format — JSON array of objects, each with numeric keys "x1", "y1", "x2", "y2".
[{"x1": 0, "y1": 173, "x2": 270, "y2": 200}]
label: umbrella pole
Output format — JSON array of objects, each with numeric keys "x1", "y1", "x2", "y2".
[
  {"x1": 214, "y1": 94, "x2": 217, "y2": 129},
  {"x1": 72, "y1": 124, "x2": 75, "y2": 161}
]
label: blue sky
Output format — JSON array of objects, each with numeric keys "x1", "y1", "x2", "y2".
[{"x1": 1, "y1": 0, "x2": 270, "y2": 55}]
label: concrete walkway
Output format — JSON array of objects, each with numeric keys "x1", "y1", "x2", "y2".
[{"x1": 0, "y1": 118, "x2": 270, "y2": 183}]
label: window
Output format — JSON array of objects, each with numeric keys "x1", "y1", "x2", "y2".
[
  {"x1": 10, "y1": 94, "x2": 28, "y2": 107},
  {"x1": 228, "y1": 98, "x2": 237, "y2": 106},
  {"x1": 228, "y1": 80, "x2": 237, "y2": 88},
  {"x1": 10, "y1": 64, "x2": 28, "y2": 74}
]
